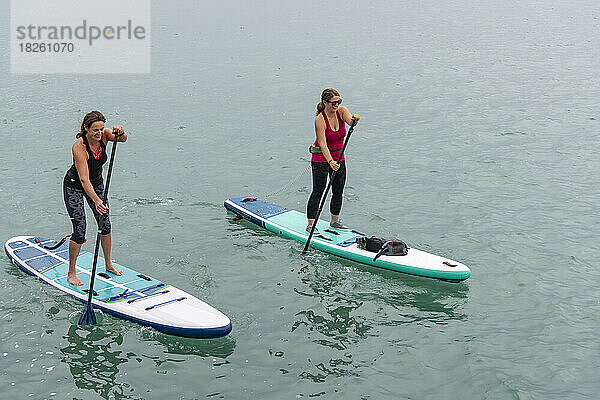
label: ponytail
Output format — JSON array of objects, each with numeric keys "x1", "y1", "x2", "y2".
[
  {"x1": 77, "y1": 110, "x2": 106, "y2": 138},
  {"x1": 315, "y1": 101, "x2": 326, "y2": 115}
]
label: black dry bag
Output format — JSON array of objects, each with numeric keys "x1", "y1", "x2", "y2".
[{"x1": 356, "y1": 236, "x2": 409, "y2": 261}]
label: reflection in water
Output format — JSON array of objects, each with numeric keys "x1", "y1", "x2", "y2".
[
  {"x1": 61, "y1": 324, "x2": 133, "y2": 400},
  {"x1": 61, "y1": 322, "x2": 236, "y2": 399},
  {"x1": 141, "y1": 328, "x2": 236, "y2": 358},
  {"x1": 226, "y1": 214, "x2": 279, "y2": 239},
  {"x1": 350, "y1": 257, "x2": 470, "y2": 321},
  {"x1": 292, "y1": 298, "x2": 371, "y2": 351},
  {"x1": 291, "y1": 253, "x2": 470, "y2": 383},
  {"x1": 296, "y1": 251, "x2": 469, "y2": 318}
]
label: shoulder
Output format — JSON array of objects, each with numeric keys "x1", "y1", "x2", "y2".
[
  {"x1": 314, "y1": 113, "x2": 326, "y2": 130},
  {"x1": 72, "y1": 138, "x2": 87, "y2": 157},
  {"x1": 72, "y1": 138, "x2": 84, "y2": 151},
  {"x1": 338, "y1": 106, "x2": 350, "y2": 115}
]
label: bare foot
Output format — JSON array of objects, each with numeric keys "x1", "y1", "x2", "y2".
[
  {"x1": 68, "y1": 274, "x2": 83, "y2": 285},
  {"x1": 106, "y1": 263, "x2": 123, "y2": 276}
]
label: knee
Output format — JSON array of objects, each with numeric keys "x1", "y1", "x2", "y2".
[
  {"x1": 70, "y1": 217, "x2": 86, "y2": 244},
  {"x1": 70, "y1": 234, "x2": 85, "y2": 245},
  {"x1": 332, "y1": 186, "x2": 344, "y2": 198},
  {"x1": 101, "y1": 219, "x2": 111, "y2": 235},
  {"x1": 309, "y1": 187, "x2": 322, "y2": 198}
]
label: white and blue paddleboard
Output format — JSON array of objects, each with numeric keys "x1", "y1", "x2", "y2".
[
  {"x1": 4, "y1": 236, "x2": 232, "y2": 338},
  {"x1": 225, "y1": 197, "x2": 471, "y2": 282}
]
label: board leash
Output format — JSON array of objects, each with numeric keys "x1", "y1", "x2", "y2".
[
  {"x1": 43, "y1": 234, "x2": 71, "y2": 250},
  {"x1": 259, "y1": 162, "x2": 311, "y2": 199}
]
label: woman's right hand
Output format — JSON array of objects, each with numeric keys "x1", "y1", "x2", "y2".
[
  {"x1": 94, "y1": 198, "x2": 108, "y2": 214},
  {"x1": 329, "y1": 160, "x2": 340, "y2": 171}
]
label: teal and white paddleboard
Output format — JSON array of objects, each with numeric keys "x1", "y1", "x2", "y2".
[
  {"x1": 5, "y1": 236, "x2": 232, "y2": 338},
  {"x1": 225, "y1": 197, "x2": 470, "y2": 282}
]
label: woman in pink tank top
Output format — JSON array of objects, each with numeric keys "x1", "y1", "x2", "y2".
[{"x1": 306, "y1": 88, "x2": 360, "y2": 233}]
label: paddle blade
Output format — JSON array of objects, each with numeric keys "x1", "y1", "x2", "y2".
[
  {"x1": 78, "y1": 303, "x2": 97, "y2": 325},
  {"x1": 293, "y1": 253, "x2": 308, "y2": 265},
  {"x1": 293, "y1": 251, "x2": 315, "y2": 268}
]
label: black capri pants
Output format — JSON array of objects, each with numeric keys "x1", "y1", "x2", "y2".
[
  {"x1": 63, "y1": 182, "x2": 111, "y2": 244},
  {"x1": 307, "y1": 160, "x2": 346, "y2": 220}
]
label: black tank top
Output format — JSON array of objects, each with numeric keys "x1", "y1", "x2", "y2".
[{"x1": 63, "y1": 135, "x2": 107, "y2": 190}]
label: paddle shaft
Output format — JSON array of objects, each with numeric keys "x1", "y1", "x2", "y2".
[
  {"x1": 83, "y1": 133, "x2": 120, "y2": 307},
  {"x1": 302, "y1": 119, "x2": 357, "y2": 255}
]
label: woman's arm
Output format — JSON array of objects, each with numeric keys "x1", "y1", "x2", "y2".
[
  {"x1": 103, "y1": 125, "x2": 127, "y2": 144},
  {"x1": 73, "y1": 142, "x2": 108, "y2": 214},
  {"x1": 339, "y1": 106, "x2": 360, "y2": 126}
]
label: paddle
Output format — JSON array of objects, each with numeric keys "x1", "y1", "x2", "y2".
[
  {"x1": 301, "y1": 118, "x2": 357, "y2": 256},
  {"x1": 79, "y1": 130, "x2": 121, "y2": 326}
]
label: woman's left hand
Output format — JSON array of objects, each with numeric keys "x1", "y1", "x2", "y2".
[{"x1": 351, "y1": 114, "x2": 360, "y2": 123}]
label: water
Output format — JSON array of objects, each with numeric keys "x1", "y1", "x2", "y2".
[{"x1": 1, "y1": 0, "x2": 599, "y2": 398}]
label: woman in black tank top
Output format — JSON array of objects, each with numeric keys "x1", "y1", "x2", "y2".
[{"x1": 63, "y1": 111, "x2": 128, "y2": 286}]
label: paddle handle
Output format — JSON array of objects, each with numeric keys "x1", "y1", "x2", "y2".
[{"x1": 100, "y1": 132, "x2": 119, "y2": 211}]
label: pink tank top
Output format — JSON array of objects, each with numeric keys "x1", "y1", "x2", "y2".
[{"x1": 312, "y1": 111, "x2": 346, "y2": 163}]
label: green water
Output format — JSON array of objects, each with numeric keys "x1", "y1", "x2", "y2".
[{"x1": 1, "y1": 1, "x2": 599, "y2": 399}]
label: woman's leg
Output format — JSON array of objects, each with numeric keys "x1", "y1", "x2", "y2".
[
  {"x1": 307, "y1": 161, "x2": 329, "y2": 228},
  {"x1": 84, "y1": 182, "x2": 122, "y2": 275},
  {"x1": 63, "y1": 185, "x2": 86, "y2": 285},
  {"x1": 329, "y1": 160, "x2": 347, "y2": 223},
  {"x1": 100, "y1": 233, "x2": 121, "y2": 275}
]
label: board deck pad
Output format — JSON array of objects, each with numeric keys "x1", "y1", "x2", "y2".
[
  {"x1": 225, "y1": 197, "x2": 471, "y2": 282},
  {"x1": 270, "y1": 210, "x2": 363, "y2": 245},
  {"x1": 5, "y1": 236, "x2": 232, "y2": 338}
]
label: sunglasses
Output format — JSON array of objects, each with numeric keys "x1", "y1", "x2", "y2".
[{"x1": 326, "y1": 99, "x2": 342, "y2": 106}]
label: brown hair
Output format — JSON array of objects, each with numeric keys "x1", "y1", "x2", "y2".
[
  {"x1": 77, "y1": 111, "x2": 106, "y2": 138},
  {"x1": 315, "y1": 88, "x2": 340, "y2": 115}
]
